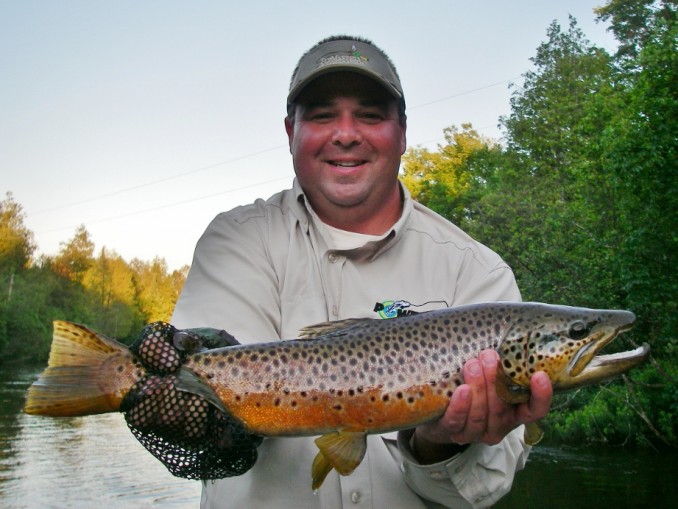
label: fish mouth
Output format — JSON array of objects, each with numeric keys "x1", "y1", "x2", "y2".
[
  {"x1": 564, "y1": 343, "x2": 651, "y2": 389},
  {"x1": 561, "y1": 314, "x2": 649, "y2": 390}
]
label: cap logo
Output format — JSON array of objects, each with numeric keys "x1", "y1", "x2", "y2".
[{"x1": 317, "y1": 45, "x2": 369, "y2": 69}]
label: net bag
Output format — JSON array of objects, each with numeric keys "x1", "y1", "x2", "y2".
[{"x1": 121, "y1": 322, "x2": 262, "y2": 480}]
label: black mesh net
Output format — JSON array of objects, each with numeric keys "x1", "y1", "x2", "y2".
[{"x1": 121, "y1": 322, "x2": 262, "y2": 480}]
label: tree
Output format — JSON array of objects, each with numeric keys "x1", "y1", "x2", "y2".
[
  {"x1": 473, "y1": 17, "x2": 620, "y2": 305},
  {"x1": 53, "y1": 225, "x2": 95, "y2": 283},
  {"x1": 400, "y1": 10, "x2": 677, "y2": 446},
  {"x1": 132, "y1": 257, "x2": 180, "y2": 323},
  {"x1": 83, "y1": 248, "x2": 142, "y2": 337},
  {"x1": 595, "y1": 0, "x2": 677, "y2": 62},
  {"x1": 401, "y1": 124, "x2": 500, "y2": 225},
  {"x1": 591, "y1": 7, "x2": 678, "y2": 347},
  {"x1": 0, "y1": 192, "x2": 35, "y2": 277}
]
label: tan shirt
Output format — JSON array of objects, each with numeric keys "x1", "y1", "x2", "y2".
[{"x1": 172, "y1": 179, "x2": 529, "y2": 509}]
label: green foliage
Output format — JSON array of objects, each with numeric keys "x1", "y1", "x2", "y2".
[
  {"x1": 546, "y1": 357, "x2": 678, "y2": 447},
  {"x1": 0, "y1": 192, "x2": 35, "y2": 275},
  {"x1": 401, "y1": 124, "x2": 502, "y2": 225},
  {"x1": 401, "y1": 3, "x2": 677, "y2": 447},
  {"x1": 0, "y1": 223, "x2": 188, "y2": 363}
]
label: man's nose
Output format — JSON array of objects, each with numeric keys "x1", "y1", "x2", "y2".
[{"x1": 331, "y1": 115, "x2": 363, "y2": 147}]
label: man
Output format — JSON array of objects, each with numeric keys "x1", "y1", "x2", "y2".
[{"x1": 172, "y1": 35, "x2": 552, "y2": 508}]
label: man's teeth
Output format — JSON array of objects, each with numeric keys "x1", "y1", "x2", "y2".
[{"x1": 331, "y1": 161, "x2": 362, "y2": 167}]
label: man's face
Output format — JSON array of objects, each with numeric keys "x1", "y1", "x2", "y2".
[{"x1": 285, "y1": 72, "x2": 406, "y2": 228}]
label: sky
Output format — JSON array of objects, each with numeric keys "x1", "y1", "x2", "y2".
[{"x1": 1, "y1": 1, "x2": 618, "y2": 271}]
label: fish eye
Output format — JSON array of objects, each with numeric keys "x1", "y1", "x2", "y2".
[{"x1": 568, "y1": 321, "x2": 591, "y2": 340}]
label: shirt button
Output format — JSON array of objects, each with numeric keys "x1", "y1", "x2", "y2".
[
  {"x1": 351, "y1": 490, "x2": 362, "y2": 503},
  {"x1": 430, "y1": 470, "x2": 446, "y2": 480}
]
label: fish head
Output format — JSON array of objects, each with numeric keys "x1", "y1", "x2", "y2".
[{"x1": 495, "y1": 303, "x2": 649, "y2": 402}]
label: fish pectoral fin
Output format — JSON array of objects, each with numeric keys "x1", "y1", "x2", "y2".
[
  {"x1": 524, "y1": 421, "x2": 544, "y2": 445},
  {"x1": 311, "y1": 431, "x2": 367, "y2": 489},
  {"x1": 494, "y1": 360, "x2": 531, "y2": 404},
  {"x1": 175, "y1": 367, "x2": 230, "y2": 414}
]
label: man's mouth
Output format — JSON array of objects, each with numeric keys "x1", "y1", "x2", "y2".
[{"x1": 327, "y1": 160, "x2": 366, "y2": 168}]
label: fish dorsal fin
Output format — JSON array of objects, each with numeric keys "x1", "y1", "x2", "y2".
[
  {"x1": 299, "y1": 318, "x2": 376, "y2": 339},
  {"x1": 311, "y1": 431, "x2": 367, "y2": 489}
]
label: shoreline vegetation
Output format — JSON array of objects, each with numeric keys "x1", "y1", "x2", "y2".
[{"x1": 2, "y1": 2, "x2": 676, "y2": 448}]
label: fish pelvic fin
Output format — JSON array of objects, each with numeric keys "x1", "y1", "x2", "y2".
[
  {"x1": 524, "y1": 421, "x2": 544, "y2": 445},
  {"x1": 311, "y1": 431, "x2": 367, "y2": 490},
  {"x1": 24, "y1": 321, "x2": 143, "y2": 417}
]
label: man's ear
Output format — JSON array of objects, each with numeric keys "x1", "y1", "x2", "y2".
[
  {"x1": 399, "y1": 117, "x2": 407, "y2": 155},
  {"x1": 284, "y1": 116, "x2": 295, "y2": 153}
]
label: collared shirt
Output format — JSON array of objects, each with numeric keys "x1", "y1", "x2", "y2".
[{"x1": 172, "y1": 179, "x2": 529, "y2": 509}]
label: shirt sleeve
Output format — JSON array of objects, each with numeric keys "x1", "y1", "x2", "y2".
[
  {"x1": 395, "y1": 428, "x2": 530, "y2": 509},
  {"x1": 171, "y1": 210, "x2": 281, "y2": 341}
]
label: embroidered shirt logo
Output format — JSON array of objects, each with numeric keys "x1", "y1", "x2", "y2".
[
  {"x1": 373, "y1": 300, "x2": 412, "y2": 319},
  {"x1": 373, "y1": 299, "x2": 451, "y2": 319}
]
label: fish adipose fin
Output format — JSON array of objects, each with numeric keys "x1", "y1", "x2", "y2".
[
  {"x1": 312, "y1": 431, "x2": 367, "y2": 490},
  {"x1": 24, "y1": 321, "x2": 140, "y2": 416}
]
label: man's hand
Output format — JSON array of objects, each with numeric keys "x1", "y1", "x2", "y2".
[{"x1": 411, "y1": 349, "x2": 553, "y2": 464}]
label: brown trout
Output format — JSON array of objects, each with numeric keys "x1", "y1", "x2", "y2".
[{"x1": 24, "y1": 302, "x2": 649, "y2": 489}]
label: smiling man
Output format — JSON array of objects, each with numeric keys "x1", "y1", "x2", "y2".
[
  {"x1": 172, "y1": 35, "x2": 552, "y2": 508},
  {"x1": 285, "y1": 72, "x2": 406, "y2": 234}
]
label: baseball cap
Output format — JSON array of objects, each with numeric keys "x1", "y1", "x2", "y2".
[{"x1": 287, "y1": 37, "x2": 404, "y2": 109}]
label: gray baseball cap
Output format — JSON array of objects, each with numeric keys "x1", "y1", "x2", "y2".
[{"x1": 287, "y1": 38, "x2": 404, "y2": 108}]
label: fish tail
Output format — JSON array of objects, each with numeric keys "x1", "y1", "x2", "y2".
[{"x1": 24, "y1": 320, "x2": 143, "y2": 417}]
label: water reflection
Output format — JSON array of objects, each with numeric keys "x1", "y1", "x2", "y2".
[
  {"x1": 1, "y1": 367, "x2": 201, "y2": 508},
  {"x1": 495, "y1": 441, "x2": 677, "y2": 508}
]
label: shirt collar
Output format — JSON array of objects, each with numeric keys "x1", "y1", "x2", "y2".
[{"x1": 293, "y1": 178, "x2": 414, "y2": 260}]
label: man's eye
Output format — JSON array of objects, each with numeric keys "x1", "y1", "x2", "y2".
[
  {"x1": 310, "y1": 112, "x2": 334, "y2": 121},
  {"x1": 359, "y1": 112, "x2": 384, "y2": 122}
]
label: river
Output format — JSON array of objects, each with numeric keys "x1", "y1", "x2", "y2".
[{"x1": 1, "y1": 366, "x2": 676, "y2": 508}]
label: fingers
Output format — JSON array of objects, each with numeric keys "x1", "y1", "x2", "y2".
[
  {"x1": 415, "y1": 350, "x2": 554, "y2": 449},
  {"x1": 460, "y1": 354, "x2": 491, "y2": 441},
  {"x1": 515, "y1": 371, "x2": 553, "y2": 424}
]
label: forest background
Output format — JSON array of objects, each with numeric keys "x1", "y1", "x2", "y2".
[{"x1": 2, "y1": 0, "x2": 676, "y2": 448}]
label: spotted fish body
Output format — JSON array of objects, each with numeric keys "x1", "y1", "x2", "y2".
[
  {"x1": 180, "y1": 302, "x2": 643, "y2": 437},
  {"x1": 24, "y1": 301, "x2": 649, "y2": 489}
]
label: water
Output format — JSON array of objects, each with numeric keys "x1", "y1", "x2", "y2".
[
  {"x1": 2, "y1": 367, "x2": 676, "y2": 508},
  {"x1": 1, "y1": 366, "x2": 201, "y2": 508},
  {"x1": 496, "y1": 444, "x2": 678, "y2": 508}
]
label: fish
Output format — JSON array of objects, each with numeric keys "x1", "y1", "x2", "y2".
[{"x1": 24, "y1": 302, "x2": 649, "y2": 489}]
